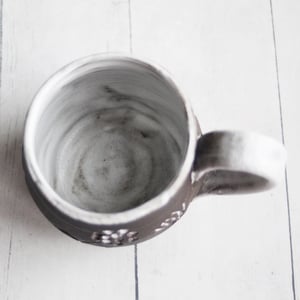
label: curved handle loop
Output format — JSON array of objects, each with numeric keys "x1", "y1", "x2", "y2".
[{"x1": 192, "y1": 131, "x2": 286, "y2": 195}]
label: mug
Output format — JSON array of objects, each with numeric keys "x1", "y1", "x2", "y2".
[{"x1": 23, "y1": 54, "x2": 286, "y2": 247}]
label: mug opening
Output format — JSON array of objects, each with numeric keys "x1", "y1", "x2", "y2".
[{"x1": 30, "y1": 57, "x2": 190, "y2": 213}]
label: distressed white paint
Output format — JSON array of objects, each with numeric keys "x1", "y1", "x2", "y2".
[
  {"x1": 0, "y1": 0, "x2": 298, "y2": 299},
  {"x1": 131, "y1": 0, "x2": 294, "y2": 299},
  {"x1": 272, "y1": 0, "x2": 300, "y2": 297},
  {"x1": 0, "y1": 0, "x2": 135, "y2": 299}
]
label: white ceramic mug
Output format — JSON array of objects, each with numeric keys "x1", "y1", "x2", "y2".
[{"x1": 23, "y1": 54, "x2": 286, "y2": 246}]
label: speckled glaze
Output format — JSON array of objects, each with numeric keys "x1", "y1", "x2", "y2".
[
  {"x1": 37, "y1": 82, "x2": 185, "y2": 213},
  {"x1": 23, "y1": 54, "x2": 286, "y2": 247}
]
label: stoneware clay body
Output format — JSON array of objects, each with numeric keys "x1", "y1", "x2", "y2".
[{"x1": 23, "y1": 55, "x2": 286, "y2": 247}]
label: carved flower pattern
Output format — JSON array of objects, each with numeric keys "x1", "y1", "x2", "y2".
[
  {"x1": 91, "y1": 229, "x2": 138, "y2": 246},
  {"x1": 155, "y1": 202, "x2": 187, "y2": 233}
]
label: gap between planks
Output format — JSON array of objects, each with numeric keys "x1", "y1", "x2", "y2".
[{"x1": 269, "y1": 0, "x2": 296, "y2": 299}]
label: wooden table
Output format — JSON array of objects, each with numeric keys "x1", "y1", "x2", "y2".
[{"x1": 0, "y1": 1, "x2": 299, "y2": 299}]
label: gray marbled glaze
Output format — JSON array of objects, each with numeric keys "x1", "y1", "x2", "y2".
[
  {"x1": 23, "y1": 55, "x2": 286, "y2": 247},
  {"x1": 35, "y1": 61, "x2": 189, "y2": 213}
]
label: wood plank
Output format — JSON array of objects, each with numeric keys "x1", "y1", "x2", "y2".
[
  {"x1": 131, "y1": 0, "x2": 293, "y2": 299},
  {"x1": 272, "y1": 0, "x2": 300, "y2": 298},
  {"x1": 0, "y1": 1, "x2": 134, "y2": 299}
]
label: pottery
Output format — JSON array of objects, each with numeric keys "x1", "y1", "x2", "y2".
[{"x1": 23, "y1": 54, "x2": 286, "y2": 247}]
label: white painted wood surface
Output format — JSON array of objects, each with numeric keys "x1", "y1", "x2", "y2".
[
  {"x1": 272, "y1": 0, "x2": 300, "y2": 298},
  {"x1": 0, "y1": 1, "x2": 135, "y2": 300},
  {"x1": 131, "y1": 1, "x2": 294, "y2": 299},
  {"x1": 0, "y1": 0, "x2": 297, "y2": 299}
]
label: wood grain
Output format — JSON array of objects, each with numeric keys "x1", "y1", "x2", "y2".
[
  {"x1": 0, "y1": 0, "x2": 298, "y2": 299},
  {"x1": 131, "y1": 0, "x2": 293, "y2": 299},
  {"x1": 272, "y1": 0, "x2": 300, "y2": 298},
  {"x1": 0, "y1": 1, "x2": 135, "y2": 299}
]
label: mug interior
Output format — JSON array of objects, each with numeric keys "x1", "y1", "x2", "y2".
[{"x1": 34, "y1": 58, "x2": 189, "y2": 213}]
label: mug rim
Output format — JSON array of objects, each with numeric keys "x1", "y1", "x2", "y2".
[{"x1": 23, "y1": 53, "x2": 198, "y2": 225}]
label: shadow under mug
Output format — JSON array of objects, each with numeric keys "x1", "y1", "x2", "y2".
[{"x1": 23, "y1": 54, "x2": 286, "y2": 247}]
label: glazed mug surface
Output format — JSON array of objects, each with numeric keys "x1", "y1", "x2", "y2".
[{"x1": 23, "y1": 54, "x2": 286, "y2": 247}]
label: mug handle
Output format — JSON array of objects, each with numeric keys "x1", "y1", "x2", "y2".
[{"x1": 192, "y1": 131, "x2": 286, "y2": 195}]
